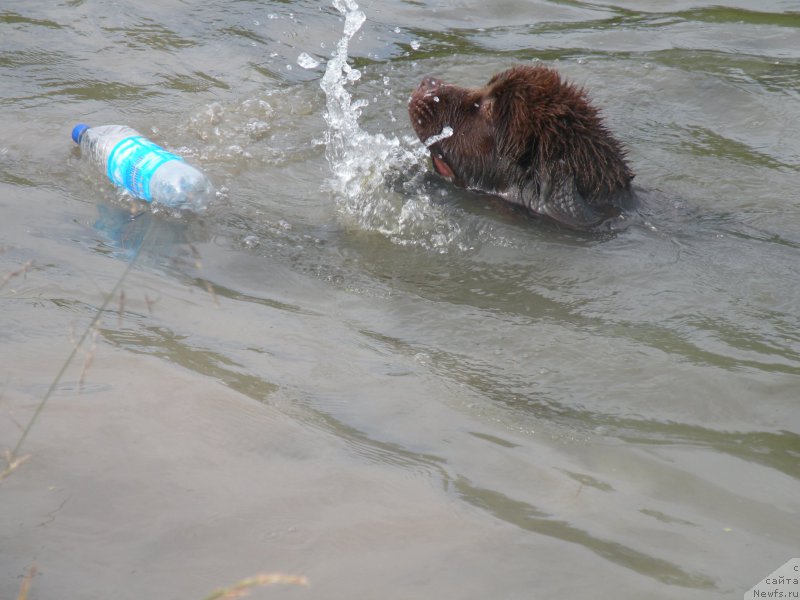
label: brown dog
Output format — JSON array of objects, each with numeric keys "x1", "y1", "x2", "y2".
[{"x1": 408, "y1": 65, "x2": 634, "y2": 229}]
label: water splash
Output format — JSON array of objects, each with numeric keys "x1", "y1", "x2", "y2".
[
  {"x1": 320, "y1": 0, "x2": 466, "y2": 251},
  {"x1": 297, "y1": 52, "x2": 320, "y2": 70},
  {"x1": 423, "y1": 126, "x2": 453, "y2": 148}
]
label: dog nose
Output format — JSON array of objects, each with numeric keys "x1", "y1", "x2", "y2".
[{"x1": 419, "y1": 76, "x2": 442, "y2": 91}]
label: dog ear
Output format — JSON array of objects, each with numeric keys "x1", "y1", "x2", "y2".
[
  {"x1": 491, "y1": 67, "x2": 579, "y2": 168},
  {"x1": 490, "y1": 69, "x2": 541, "y2": 159}
]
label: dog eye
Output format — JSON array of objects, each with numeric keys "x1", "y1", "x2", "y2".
[
  {"x1": 471, "y1": 98, "x2": 488, "y2": 112},
  {"x1": 475, "y1": 98, "x2": 493, "y2": 117}
]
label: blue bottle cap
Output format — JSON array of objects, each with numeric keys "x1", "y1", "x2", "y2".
[{"x1": 71, "y1": 123, "x2": 89, "y2": 144}]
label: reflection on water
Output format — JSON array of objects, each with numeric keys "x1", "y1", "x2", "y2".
[
  {"x1": 456, "y1": 477, "x2": 717, "y2": 589},
  {"x1": 93, "y1": 204, "x2": 153, "y2": 259}
]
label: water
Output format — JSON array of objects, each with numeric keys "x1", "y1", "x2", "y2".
[{"x1": 1, "y1": 1, "x2": 799, "y2": 599}]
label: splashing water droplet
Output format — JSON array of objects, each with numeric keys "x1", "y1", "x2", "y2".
[
  {"x1": 242, "y1": 235, "x2": 260, "y2": 249},
  {"x1": 423, "y1": 126, "x2": 453, "y2": 147},
  {"x1": 297, "y1": 52, "x2": 320, "y2": 69}
]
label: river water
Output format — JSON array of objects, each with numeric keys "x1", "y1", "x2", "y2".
[{"x1": 1, "y1": 1, "x2": 799, "y2": 598}]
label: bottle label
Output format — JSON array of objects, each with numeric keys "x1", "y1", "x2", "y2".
[{"x1": 106, "y1": 136, "x2": 183, "y2": 202}]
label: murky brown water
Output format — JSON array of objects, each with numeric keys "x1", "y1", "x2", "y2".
[{"x1": 1, "y1": 1, "x2": 799, "y2": 598}]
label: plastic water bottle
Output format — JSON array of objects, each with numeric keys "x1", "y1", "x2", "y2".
[{"x1": 72, "y1": 124, "x2": 213, "y2": 212}]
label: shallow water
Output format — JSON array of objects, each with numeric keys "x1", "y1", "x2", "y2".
[{"x1": 1, "y1": 1, "x2": 799, "y2": 598}]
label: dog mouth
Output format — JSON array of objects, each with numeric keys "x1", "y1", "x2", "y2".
[
  {"x1": 424, "y1": 135, "x2": 458, "y2": 183},
  {"x1": 408, "y1": 84, "x2": 458, "y2": 183},
  {"x1": 430, "y1": 150, "x2": 455, "y2": 180}
]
